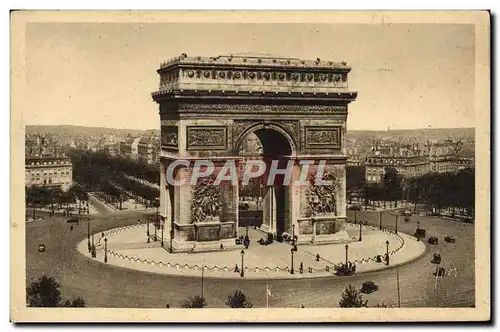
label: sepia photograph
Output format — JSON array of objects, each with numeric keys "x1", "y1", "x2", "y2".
[{"x1": 10, "y1": 10, "x2": 490, "y2": 322}]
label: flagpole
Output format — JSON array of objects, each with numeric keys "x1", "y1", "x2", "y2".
[
  {"x1": 396, "y1": 265, "x2": 401, "y2": 308},
  {"x1": 266, "y1": 283, "x2": 269, "y2": 308}
]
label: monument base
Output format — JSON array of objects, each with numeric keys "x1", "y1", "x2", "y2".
[
  {"x1": 170, "y1": 220, "x2": 241, "y2": 253},
  {"x1": 296, "y1": 215, "x2": 349, "y2": 245}
]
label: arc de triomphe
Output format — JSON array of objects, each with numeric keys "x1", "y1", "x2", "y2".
[{"x1": 152, "y1": 54, "x2": 357, "y2": 252}]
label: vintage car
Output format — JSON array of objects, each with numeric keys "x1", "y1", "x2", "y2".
[
  {"x1": 444, "y1": 236, "x2": 456, "y2": 243},
  {"x1": 66, "y1": 218, "x2": 80, "y2": 225},
  {"x1": 414, "y1": 228, "x2": 426, "y2": 239},
  {"x1": 402, "y1": 210, "x2": 412, "y2": 217},
  {"x1": 428, "y1": 236, "x2": 439, "y2": 245},
  {"x1": 38, "y1": 243, "x2": 46, "y2": 252},
  {"x1": 360, "y1": 281, "x2": 379, "y2": 294},
  {"x1": 431, "y1": 253, "x2": 442, "y2": 264},
  {"x1": 238, "y1": 202, "x2": 249, "y2": 211}
]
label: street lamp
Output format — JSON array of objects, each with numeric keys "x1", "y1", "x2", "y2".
[
  {"x1": 395, "y1": 215, "x2": 399, "y2": 234},
  {"x1": 104, "y1": 237, "x2": 108, "y2": 263},
  {"x1": 87, "y1": 219, "x2": 91, "y2": 252},
  {"x1": 290, "y1": 248, "x2": 295, "y2": 274},
  {"x1": 161, "y1": 225, "x2": 164, "y2": 247},
  {"x1": 379, "y1": 211, "x2": 383, "y2": 230},
  {"x1": 147, "y1": 218, "x2": 150, "y2": 243},
  {"x1": 386, "y1": 240, "x2": 390, "y2": 265},
  {"x1": 292, "y1": 224, "x2": 296, "y2": 245},
  {"x1": 155, "y1": 202, "x2": 159, "y2": 241},
  {"x1": 154, "y1": 221, "x2": 158, "y2": 241},
  {"x1": 358, "y1": 219, "x2": 363, "y2": 241},
  {"x1": 246, "y1": 226, "x2": 249, "y2": 237},
  {"x1": 170, "y1": 229, "x2": 174, "y2": 253},
  {"x1": 345, "y1": 244, "x2": 349, "y2": 265},
  {"x1": 240, "y1": 250, "x2": 245, "y2": 277}
]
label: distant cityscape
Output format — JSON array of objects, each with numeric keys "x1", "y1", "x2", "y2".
[{"x1": 24, "y1": 125, "x2": 474, "y2": 193}]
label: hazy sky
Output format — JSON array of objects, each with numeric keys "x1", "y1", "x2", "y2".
[{"x1": 24, "y1": 23, "x2": 475, "y2": 130}]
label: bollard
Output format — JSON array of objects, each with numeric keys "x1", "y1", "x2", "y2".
[
  {"x1": 308, "y1": 267, "x2": 313, "y2": 273},
  {"x1": 299, "y1": 262, "x2": 304, "y2": 274}
]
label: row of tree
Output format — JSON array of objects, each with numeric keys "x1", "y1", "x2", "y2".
[
  {"x1": 66, "y1": 148, "x2": 160, "y2": 207},
  {"x1": 347, "y1": 165, "x2": 475, "y2": 217},
  {"x1": 67, "y1": 149, "x2": 159, "y2": 187},
  {"x1": 25, "y1": 184, "x2": 89, "y2": 218}
]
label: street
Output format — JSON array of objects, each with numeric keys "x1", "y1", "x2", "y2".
[{"x1": 26, "y1": 210, "x2": 474, "y2": 308}]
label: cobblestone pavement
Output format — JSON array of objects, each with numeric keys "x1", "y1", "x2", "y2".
[{"x1": 27, "y1": 209, "x2": 474, "y2": 308}]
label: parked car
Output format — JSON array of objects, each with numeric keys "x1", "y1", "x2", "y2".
[
  {"x1": 414, "y1": 228, "x2": 426, "y2": 239},
  {"x1": 360, "y1": 281, "x2": 379, "y2": 294},
  {"x1": 431, "y1": 253, "x2": 441, "y2": 264},
  {"x1": 444, "y1": 236, "x2": 456, "y2": 243},
  {"x1": 402, "y1": 210, "x2": 412, "y2": 216},
  {"x1": 66, "y1": 218, "x2": 80, "y2": 225},
  {"x1": 38, "y1": 243, "x2": 46, "y2": 252},
  {"x1": 428, "y1": 236, "x2": 439, "y2": 245}
]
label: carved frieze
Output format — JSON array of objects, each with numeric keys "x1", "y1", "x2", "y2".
[
  {"x1": 305, "y1": 126, "x2": 342, "y2": 149},
  {"x1": 161, "y1": 125, "x2": 178, "y2": 149},
  {"x1": 191, "y1": 176, "x2": 221, "y2": 224},
  {"x1": 187, "y1": 126, "x2": 227, "y2": 150},
  {"x1": 306, "y1": 172, "x2": 337, "y2": 217},
  {"x1": 178, "y1": 103, "x2": 346, "y2": 114}
]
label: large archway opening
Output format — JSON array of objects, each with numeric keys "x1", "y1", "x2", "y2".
[{"x1": 236, "y1": 125, "x2": 295, "y2": 239}]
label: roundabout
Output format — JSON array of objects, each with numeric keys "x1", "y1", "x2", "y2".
[
  {"x1": 79, "y1": 222, "x2": 425, "y2": 280},
  {"x1": 26, "y1": 210, "x2": 475, "y2": 308}
]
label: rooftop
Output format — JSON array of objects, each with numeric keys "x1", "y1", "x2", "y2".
[{"x1": 158, "y1": 54, "x2": 351, "y2": 71}]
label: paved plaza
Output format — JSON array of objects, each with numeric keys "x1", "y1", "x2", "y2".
[{"x1": 79, "y1": 223, "x2": 426, "y2": 279}]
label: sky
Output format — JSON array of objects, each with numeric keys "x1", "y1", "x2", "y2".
[{"x1": 24, "y1": 23, "x2": 475, "y2": 130}]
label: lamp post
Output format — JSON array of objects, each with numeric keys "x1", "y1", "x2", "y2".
[
  {"x1": 154, "y1": 221, "x2": 158, "y2": 241},
  {"x1": 87, "y1": 219, "x2": 91, "y2": 252},
  {"x1": 170, "y1": 229, "x2": 174, "y2": 253},
  {"x1": 155, "y1": 202, "x2": 159, "y2": 241},
  {"x1": 246, "y1": 226, "x2": 249, "y2": 237},
  {"x1": 379, "y1": 211, "x2": 383, "y2": 230},
  {"x1": 386, "y1": 240, "x2": 390, "y2": 265},
  {"x1": 161, "y1": 225, "x2": 164, "y2": 247},
  {"x1": 290, "y1": 248, "x2": 294, "y2": 274},
  {"x1": 104, "y1": 238, "x2": 108, "y2": 263},
  {"x1": 147, "y1": 218, "x2": 150, "y2": 243},
  {"x1": 395, "y1": 215, "x2": 399, "y2": 234},
  {"x1": 345, "y1": 244, "x2": 349, "y2": 265},
  {"x1": 240, "y1": 250, "x2": 245, "y2": 277},
  {"x1": 358, "y1": 219, "x2": 363, "y2": 241},
  {"x1": 292, "y1": 224, "x2": 295, "y2": 245}
]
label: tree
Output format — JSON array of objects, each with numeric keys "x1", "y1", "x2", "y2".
[
  {"x1": 26, "y1": 275, "x2": 86, "y2": 307},
  {"x1": 226, "y1": 289, "x2": 253, "y2": 308},
  {"x1": 180, "y1": 295, "x2": 207, "y2": 308},
  {"x1": 383, "y1": 167, "x2": 402, "y2": 207},
  {"x1": 62, "y1": 297, "x2": 86, "y2": 307},
  {"x1": 26, "y1": 276, "x2": 62, "y2": 307},
  {"x1": 339, "y1": 284, "x2": 368, "y2": 308}
]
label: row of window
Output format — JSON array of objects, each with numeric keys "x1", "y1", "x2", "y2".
[
  {"x1": 28, "y1": 160, "x2": 70, "y2": 166},
  {"x1": 27, "y1": 170, "x2": 71, "y2": 176}
]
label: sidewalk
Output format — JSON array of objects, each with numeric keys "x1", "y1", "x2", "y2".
[{"x1": 78, "y1": 223, "x2": 426, "y2": 280}]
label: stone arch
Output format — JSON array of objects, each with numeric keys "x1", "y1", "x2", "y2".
[{"x1": 233, "y1": 122, "x2": 298, "y2": 157}]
